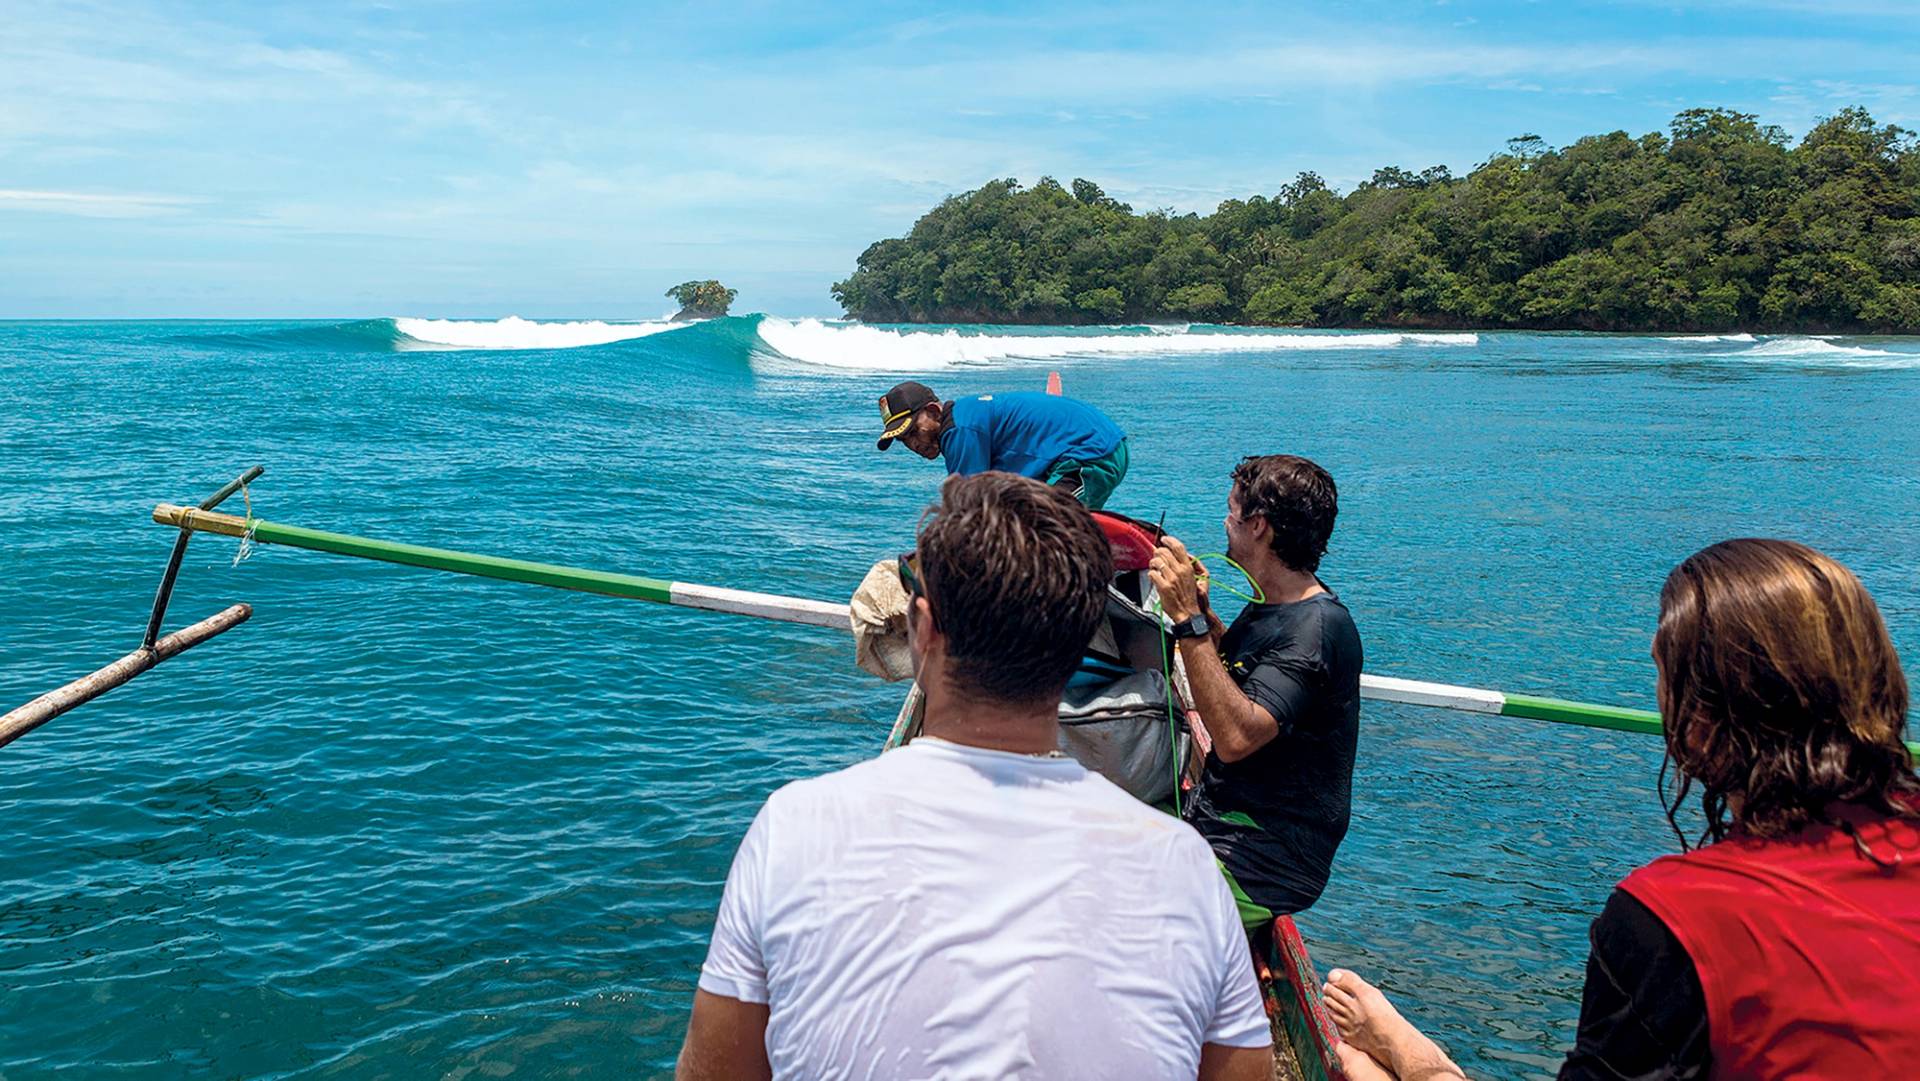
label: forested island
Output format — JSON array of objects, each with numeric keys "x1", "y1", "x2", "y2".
[
  {"x1": 831, "y1": 108, "x2": 1920, "y2": 333},
  {"x1": 666, "y1": 279, "x2": 738, "y2": 320}
]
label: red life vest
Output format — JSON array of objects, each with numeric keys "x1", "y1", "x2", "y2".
[{"x1": 1618, "y1": 803, "x2": 1920, "y2": 1079}]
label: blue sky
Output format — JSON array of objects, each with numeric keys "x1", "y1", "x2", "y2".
[{"x1": 4, "y1": 0, "x2": 1918, "y2": 318}]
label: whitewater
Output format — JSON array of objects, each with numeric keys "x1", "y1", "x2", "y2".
[
  {"x1": 384, "y1": 313, "x2": 1480, "y2": 364},
  {"x1": 374, "y1": 314, "x2": 1920, "y2": 371},
  {"x1": 392, "y1": 316, "x2": 685, "y2": 351}
]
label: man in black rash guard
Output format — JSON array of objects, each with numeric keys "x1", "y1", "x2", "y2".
[{"x1": 1148, "y1": 454, "x2": 1363, "y2": 928}]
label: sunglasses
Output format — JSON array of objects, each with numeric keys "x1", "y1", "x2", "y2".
[
  {"x1": 897, "y1": 549, "x2": 942, "y2": 631},
  {"x1": 896, "y1": 550, "x2": 924, "y2": 598}
]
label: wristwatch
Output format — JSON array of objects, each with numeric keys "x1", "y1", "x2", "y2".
[{"x1": 1169, "y1": 613, "x2": 1211, "y2": 640}]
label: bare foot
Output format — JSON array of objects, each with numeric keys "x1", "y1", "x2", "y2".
[
  {"x1": 1321, "y1": 969, "x2": 1468, "y2": 1081},
  {"x1": 1321, "y1": 968, "x2": 1409, "y2": 1063},
  {"x1": 1334, "y1": 1040, "x2": 1397, "y2": 1081}
]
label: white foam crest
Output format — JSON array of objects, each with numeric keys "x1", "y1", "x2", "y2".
[
  {"x1": 392, "y1": 316, "x2": 685, "y2": 351},
  {"x1": 1659, "y1": 332, "x2": 1756, "y2": 343},
  {"x1": 1738, "y1": 337, "x2": 1905, "y2": 361},
  {"x1": 752, "y1": 318, "x2": 1478, "y2": 371}
]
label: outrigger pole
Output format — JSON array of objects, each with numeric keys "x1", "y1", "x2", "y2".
[
  {"x1": 151, "y1": 503, "x2": 849, "y2": 628},
  {"x1": 0, "y1": 606, "x2": 251, "y2": 749},
  {"x1": 155, "y1": 501, "x2": 1913, "y2": 755},
  {"x1": 1, "y1": 468, "x2": 262, "y2": 750}
]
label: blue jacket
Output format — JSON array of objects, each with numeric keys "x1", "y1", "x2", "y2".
[{"x1": 939, "y1": 392, "x2": 1125, "y2": 478}]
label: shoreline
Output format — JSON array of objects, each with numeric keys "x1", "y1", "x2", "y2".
[{"x1": 848, "y1": 314, "x2": 1917, "y2": 336}]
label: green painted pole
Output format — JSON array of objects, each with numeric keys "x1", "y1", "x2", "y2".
[
  {"x1": 154, "y1": 504, "x2": 674, "y2": 604},
  {"x1": 1500, "y1": 694, "x2": 1664, "y2": 737},
  {"x1": 153, "y1": 503, "x2": 1919, "y2": 756},
  {"x1": 1502, "y1": 694, "x2": 1919, "y2": 757}
]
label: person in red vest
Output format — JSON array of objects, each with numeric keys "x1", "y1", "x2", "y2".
[{"x1": 1316, "y1": 538, "x2": 1920, "y2": 1081}]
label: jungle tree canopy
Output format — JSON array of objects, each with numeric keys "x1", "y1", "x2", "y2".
[
  {"x1": 831, "y1": 109, "x2": 1920, "y2": 333},
  {"x1": 666, "y1": 280, "x2": 739, "y2": 319}
]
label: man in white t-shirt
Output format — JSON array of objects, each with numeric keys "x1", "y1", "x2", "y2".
[{"x1": 676, "y1": 472, "x2": 1273, "y2": 1081}]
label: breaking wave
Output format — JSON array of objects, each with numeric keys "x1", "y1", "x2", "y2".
[
  {"x1": 175, "y1": 317, "x2": 1916, "y2": 373},
  {"x1": 1659, "y1": 332, "x2": 1756, "y2": 343},
  {"x1": 1736, "y1": 337, "x2": 1908, "y2": 362},
  {"x1": 1642, "y1": 333, "x2": 1919, "y2": 368},
  {"x1": 749, "y1": 317, "x2": 1479, "y2": 371},
  {"x1": 392, "y1": 316, "x2": 685, "y2": 351},
  {"x1": 175, "y1": 315, "x2": 692, "y2": 353}
]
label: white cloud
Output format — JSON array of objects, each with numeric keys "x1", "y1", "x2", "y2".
[
  {"x1": 1765, "y1": 79, "x2": 1920, "y2": 131},
  {"x1": 1634, "y1": 0, "x2": 1920, "y2": 15},
  {"x1": 854, "y1": 36, "x2": 1910, "y2": 106},
  {"x1": 0, "y1": 0, "x2": 506, "y2": 144},
  {"x1": 0, "y1": 188, "x2": 196, "y2": 217}
]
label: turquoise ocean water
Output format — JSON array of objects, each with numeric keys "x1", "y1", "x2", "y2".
[{"x1": 3, "y1": 316, "x2": 1918, "y2": 1079}]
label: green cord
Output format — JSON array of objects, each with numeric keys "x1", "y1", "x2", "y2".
[
  {"x1": 1157, "y1": 610, "x2": 1182, "y2": 819},
  {"x1": 1144, "y1": 527, "x2": 1250, "y2": 817},
  {"x1": 1192, "y1": 552, "x2": 1265, "y2": 604},
  {"x1": 1148, "y1": 580, "x2": 1185, "y2": 819}
]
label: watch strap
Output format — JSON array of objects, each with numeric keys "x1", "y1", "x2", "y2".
[{"x1": 1170, "y1": 613, "x2": 1210, "y2": 640}]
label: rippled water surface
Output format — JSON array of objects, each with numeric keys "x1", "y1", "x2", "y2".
[{"x1": 3, "y1": 318, "x2": 1917, "y2": 1078}]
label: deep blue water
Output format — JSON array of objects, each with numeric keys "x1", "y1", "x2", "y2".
[{"x1": 3, "y1": 316, "x2": 1917, "y2": 1079}]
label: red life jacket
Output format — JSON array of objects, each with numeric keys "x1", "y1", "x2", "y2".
[{"x1": 1618, "y1": 802, "x2": 1920, "y2": 1080}]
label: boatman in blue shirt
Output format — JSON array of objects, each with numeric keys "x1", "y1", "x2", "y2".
[{"x1": 873, "y1": 380, "x2": 1129, "y2": 509}]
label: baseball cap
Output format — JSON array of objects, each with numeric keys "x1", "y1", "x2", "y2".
[{"x1": 876, "y1": 381, "x2": 938, "y2": 450}]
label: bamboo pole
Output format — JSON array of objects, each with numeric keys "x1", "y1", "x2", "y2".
[
  {"x1": 150, "y1": 504, "x2": 849, "y2": 628},
  {"x1": 0, "y1": 604, "x2": 252, "y2": 749},
  {"x1": 150, "y1": 504, "x2": 1918, "y2": 755}
]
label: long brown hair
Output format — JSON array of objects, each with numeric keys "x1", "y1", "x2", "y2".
[{"x1": 1655, "y1": 539, "x2": 1917, "y2": 849}]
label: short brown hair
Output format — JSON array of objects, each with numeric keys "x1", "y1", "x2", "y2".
[
  {"x1": 1231, "y1": 455, "x2": 1338, "y2": 573},
  {"x1": 916, "y1": 472, "x2": 1113, "y2": 705},
  {"x1": 1654, "y1": 539, "x2": 1917, "y2": 847}
]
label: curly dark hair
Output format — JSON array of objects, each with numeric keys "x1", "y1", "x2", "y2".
[
  {"x1": 1230, "y1": 454, "x2": 1338, "y2": 573},
  {"x1": 915, "y1": 472, "x2": 1113, "y2": 705},
  {"x1": 1654, "y1": 539, "x2": 1918, "y2": 852}
]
